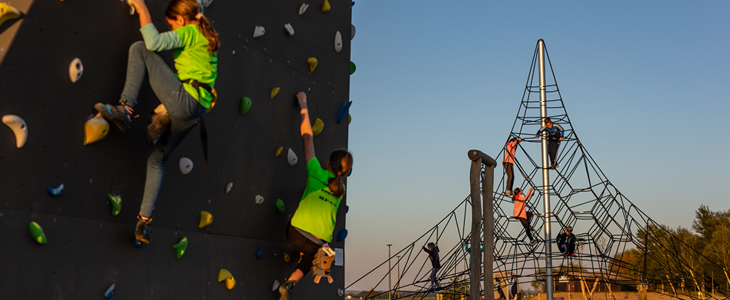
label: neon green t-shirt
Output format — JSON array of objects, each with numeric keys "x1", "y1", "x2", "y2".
[{"x1": 290, "y1": 158, "x2": 344, "y2": 242}]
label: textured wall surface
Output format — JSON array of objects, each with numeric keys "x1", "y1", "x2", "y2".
[{"x1": 0, "y1": 0, "x2": 352, "y2": 298}]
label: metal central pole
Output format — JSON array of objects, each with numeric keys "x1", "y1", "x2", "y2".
[{"x1": 538, "y1": 39, "x2": 554, "y2": 300}]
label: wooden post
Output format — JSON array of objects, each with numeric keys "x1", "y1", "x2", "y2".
[{"x1": 468, "y1": 150, "x2": 497, "y2": 300}]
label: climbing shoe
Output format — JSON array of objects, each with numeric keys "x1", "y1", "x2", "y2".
[
  {"x1": 505, "y1": 190, "x2": 512, "y2": 197},
  {"x1": 530, "y1": 239, "x2": 537, "y2": 246},
  {"x1": 134, "y1": 215, "x2": 152, "y2": 244},
  {"x1": 570, "y1": 253, "x2": 577, "y2": 257},
  {"x1": 95, "y1": 102, "x2": 134, "y2": 132},
  {"x1": 279, "y1": 279, "x2": 294, "y2": 300}
]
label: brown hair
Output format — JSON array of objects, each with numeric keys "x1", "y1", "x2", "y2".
[
  {"x1": 327, "y1": 150, "x2": 353, "y2": 198},
  {"x1": 165, "y1": 0, "x2": 220, "y2": 53}
]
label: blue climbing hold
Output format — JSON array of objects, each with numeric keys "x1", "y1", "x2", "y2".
[
  {"x1": 336, "y1": 228, "x2": 348, "y2": 242},
  {"x1": 336, "y1": 101, "x2": 352, "y2": 124},
  {"x1": 104, "y1": 283, "x2": 115, "y2": 299},
  {"x1": 256, "y1": 247, "x2": 263, "y2": 259},
  {"x1": 345, "y1": 205, "x2": 349, "y2": 214},
  {"x1": 47, "y1": 183, "x2": 64, "y2": 197},
  {"x1": 352, "y1": 1, "x2": 355, "y2": 7}
]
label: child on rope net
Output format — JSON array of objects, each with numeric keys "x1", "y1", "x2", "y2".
[
  {"x1": 94, "y1": 0, "x2": 218, "y2": 245},
  {"x1": 534, "y1": 117, "x2": 564, "y2": 169},
  {"x1": 422, "y1": 242, "x2": 441, "y2": 290},
  {"x1": 279, "y1": 92, "x2": 354, "y2": 300},
  {"x1": 556, "y1": 225, "x2": 583, "y2": 257},
  {"x1": 503, "y1": 136, "x2": 522, "y2": 196},
  {"x1": 513, "y1": 187, "x2": 537, "y2": 246}
]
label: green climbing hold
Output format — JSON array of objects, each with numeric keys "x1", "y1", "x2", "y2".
[
  {"x1": 350, "y1": 61, "x2": 356, "y2": 75},
  {"x1": 107, "y1": 194, "x2": 122, "y2": 216},
  {"x1": 240, "y1": 97, "x2": 252, "y2": 115},
  {"x1": 276, "y1": 198, "x2": 285, "y2": 215},
  {"x1": 172, "y1": 237, "x2": 188, "y2": 259},
  {"x1": 29, "y1": 222, "x2": 47, "y2": 244}
]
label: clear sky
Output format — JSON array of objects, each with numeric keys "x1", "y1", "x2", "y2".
[{"x1": 344, "y1": 0, "x2": 730, "y2": 291}]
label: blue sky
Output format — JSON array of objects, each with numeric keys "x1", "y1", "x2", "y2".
[{"x1": 344, "y1": 0, "x2": 730, "y2": 290}]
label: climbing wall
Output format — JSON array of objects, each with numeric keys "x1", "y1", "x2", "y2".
[{"x1": 0, "y1": 0, "x2": 353, "y2": 298}]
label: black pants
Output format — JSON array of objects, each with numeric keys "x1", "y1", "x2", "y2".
[
  {"x1": 503, "y1": 162, "x2": 514, "y2": 192},
  {"x1": 287, "y1": 224, "x2": 323, "y2": 275},
  {"x1": 548, "y1": 140, "x2": 560, "y2": 166},
  {"x1": 517, "y1": 212, "x2": 534, "y2": 241},
  {"x1": 559, "y1": 241, "x2": 575, "y2": 255}
]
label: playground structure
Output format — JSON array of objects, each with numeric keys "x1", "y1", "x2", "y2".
[{"x1": 347, "y1": 40, "x2": 730, "y2": 300}]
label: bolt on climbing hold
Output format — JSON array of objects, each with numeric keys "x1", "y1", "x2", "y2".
[
  {"x1": 84, "y1": 113, "x2": 109, "y2": 145},
  {"x1": 284, "y1": 253, "x2": 291, "y2": 262},
  {"x1": 107, "y1": 194, "x2": 122, "y2": 216},
  {"x1": 199, "y1": 211, "x2": 213, "y2": 228},
  {"x1": 253, "y1": 26, "x2": 265, "y2": 38},
  {"x1": 299, "y1": 3, "x2": 309, "y2": 15},
  {"x1": 270, "y1": 87, "x2": 280, "y2": 99},
  {"x1": 272, "y1": 279, "x2": 280, "y2": 291},
  {"x1": 179, "y1": 157, "x2": 193, "y2": 175},
  {"x1": 256, "y1": 247, "x2": 264, "y2": 259},
  {"x1": 172, "y1": 237, "x2": 188, "y2": 259},
  {"x1": 104, "y1": 283, "x2": 116, "y2": 299},
  {"x1": 0, "y1": 3, "x2": 21, "y2": 28},
  {"x1": 276, "y1": 198, "x2": 285, "y2": 215},
  {"x1": 69, "y1": 58, "x2": 84, "y2": 83},
  {"x1": 240, "y1": 96, "x2": 252, "y2": 114},
  {"x1": 275, "y1": 146, "x2": 284, "y2": 157},
  {"x1": 255, "y1": 194, "x2": 264, "y2": 205},
  {"x1": 312, "y1": 118, "x2": 324, "y2": 136},
  {"x1": 348, "y1": 114, "x2": 351, "y2": 124},
  {"x1": 218, "y1": 269, "x2": 235, "y2": 290},
  {"x1": 338, "y1": 288, "x2": 345, "y2": 297},
  {"x1": 284, "y1": 23, "x2": 294, "y2": 36},
  {"x1": 225, "y1": 182, "x2": 233, "y2": 194},
  {"x1": 47, "y1": 183, "x2": 64, "y2": 197},
  {"x1": 201, "y1": 0, "x2": 213, "y2": 8},
  {"x1": 287, "y1": 148, "x2": 298, "y2": 166},
  {"x1": 2, "y1": 115, "x2": 27, "y2": 148},
  {"x1": 345, "y1": 205, "x2": 349, "y2": 213},
  {"x1": 336, "y1": 228, "x2": 348, "y2": 242},
  {"x1": 321, "y1": 0, "x2": 330, "y2": 12},
  {"x1": 337, "y1": 101, "x2": 352, "y2": 124},
  {"x1": 29, "y1": 221, "x2": 47, "y2": 244},
  {"x1": 351, "y1": 25, "x2": 356, "y2": 40},
  {"x1": 307, "y1": 57, "x2": 318, "y2": 72},
  {"x1": 334, "y1": 31, "x2": 342, "y2": 53},
  {"x1": 350, "y1": 61, "x2": 356, "y2": 75}
]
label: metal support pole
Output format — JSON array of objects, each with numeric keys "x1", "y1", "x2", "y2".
[
  {"x1": 388, "y1": 244, "x2": 392, "y2": 300},
  {"x1": 538, "y1": 38, "x2": 554, "y2": 300}
]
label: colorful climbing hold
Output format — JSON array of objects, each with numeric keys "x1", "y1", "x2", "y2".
[
  {"x1": 287, "y1": 148, "x2": 298, "y2": 166},
  {"x1": 84, "y1": 112, "x2": 110, "y2": 145},
  {"x1": 338, "y1": 288, "x2": 345, "y2": 297},
  {"x1": 337, "y1": 101, "x2": 352, "y2": 124},
  {"x1": 2, "y1": 114, "x2": 27, "y2": 148},
  {"x1": 240, "y1": 96, "x2": 252, "y2": 114},
  {"x1": 225, "y1": 182, "x2": 233, "y2": 194},
  {"x1": 270, "y1": 87, "x2": 280, "y2": 99},
  {"x1": 348, "y1": 114, "x2": 351, "y2": 124},
  {"x1": 284, "y1": 253, "x2": 291, "y2": 262},
  {"x1": 107, "y1": 194, "x2": 122, "y2": 216},
  {"x1": 336, "y1": 228, "x2": 348, "y2": 242},
  {"x1": 218, "y1": 269, "x2": 233, "y2": 282},
  {"x1": 276, "y1": 198, "x2": 285, "y2": 215},
  {"x1": 29, "y1": 221, "x2": 47, "y2": 244},
  {"x1": 321, "y1": 0, "x2": 330, "y2": 12},
  {"x1": 0, "y1": 3, "x2": 21, "y2": 28},
  {"x1": 256, "y1": 247, "x2": 263, "y2": 259},
  {"x1": 47, "y1": 183, "x2": 64, "y2": 197},
  {"x1": 312, "y1": 118, "x2": 324, "y2": 136},
  {"x1": 275, "y1": 146, "x2": 284, "y2": 157},
  {"x1": 255, "y1": 194, "x2": 264, "y2": 205},
  {"x1": 352, "y1": 1, "x2": 355, "y2": 7},
  {"x1": 307, "y1": 57, "x2": 318, "y2": 73},
  {"x1": 350, "y1": 61, "x2": 356, "y2": 75},
  {"x1": 272, "y1": 279, "x2": 280, "y2": 291},
  {"x1": 284, "y1": 23, "x2": 294, "y2": 36},
  {"x1": 199, "y1": 211, "x2": 213, "y2": 228},
  {"x1": 298, "y1": 3, "x2": 309, "y2": 15},
  {"x1": 253, "y1": 26, "x2": 265, "y2": 38},
  {"x1": 179, "y1": 157, "x2": 193, "y2": 175},
  {"x1": 351, "y1": 25, "x2": 356, "y2": 40},
  {"x1": 69, "y1": 58, "x2": 84, "y2": 83},
  {"x1": 334, "y1": 31, "x2": 342, "y2": 53},
  {"x1": 225, "y1": 277, "x2": 235, "y2": 290},
  {"x1": 345, "y1": 205, "x2": 349, "y2": 213},
  {"x1": 172, "y1": 237, "x2": 188, "y2": 259},
  {"x1": 201, "y1": 0, "x2": 213, "y2": 7},
  {"x1": 103, "y1": 283, "x2": 115, "y2": 299}
]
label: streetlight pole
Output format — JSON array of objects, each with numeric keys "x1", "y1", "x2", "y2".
[
  {"x1": 388, "y1": 244, "x2": 393, "y2": 300},
  {"x1": 396, "y1": 255, "x2": 401, "y2": 299}
]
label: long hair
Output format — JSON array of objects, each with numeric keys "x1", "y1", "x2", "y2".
[
  {"x1": 165, "y1": 0, "x2": 220, "y2": 53},
  {"x1": 327, "y1": 150, "x2": 353, "y2": 198}
]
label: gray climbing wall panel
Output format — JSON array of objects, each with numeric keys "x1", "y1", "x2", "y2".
[{"x1": 0, "y1": 0, "x2": 351, "y2": 298}]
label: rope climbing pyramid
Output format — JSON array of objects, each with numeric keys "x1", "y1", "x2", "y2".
[{"x1": 348, "y1": 40, "x2": 730, "y2": 300}]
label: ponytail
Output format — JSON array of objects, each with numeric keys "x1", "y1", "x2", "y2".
[
  {"x1": 165, "y1": 0, "x2": 220, "y2": 53},
  {"x1": 327, "y1": 150, "x2": 353, "y2": 198},
  {"x1": 197, "y1": 15, "x2": 219, "y2": 53}
]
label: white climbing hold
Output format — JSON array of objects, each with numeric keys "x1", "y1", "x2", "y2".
[
  {"x1": 351, "y1": 24, "x2": 356, "y2": 40},
  {"x1": 123, "y1": 0, "x2": 136, "y2": 15},
  {"x1": 201, "y1": 0, "x2": 213, "y2": 8},
  {"x1": 253, "y1": 26, "x2": 265, "y2": 38},
  {"x1": 298, "y1": 3, "x2": 309, "y2": 15},
  {"x1": 338, "y1": 288, "x2": 344, "y2": 297},
  {"x1": 2, "y1": 115, "x2": 27, "y2": 148},
  {"x1": 284, "y1": 23, "x2": 294, "y2": 36},
  {"x1": 69, "y1": 58, "x2": 83, "y2": 83},
  {"x1": 225, "y1": 182, "x2": 233, "y2": 194},
  {"x1": 179, "y1": 157, "x2": 193, "y2": 175},
  {"x1": 255, "y1": 194, "x2": 264, "y2": 205},
  {"x1": 287, "y1": 148, "x2": 298, "y2": 166},
  {"x1": 272, "y1": 279, "x2": 280, "y2": 291},
  {"x1": 334, "y1": 31, "x2": 342, "y2": 53}
]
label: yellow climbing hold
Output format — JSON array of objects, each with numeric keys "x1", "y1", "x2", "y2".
[
  {"x1": 312, "y1": 118, "x2": 324, "y2": 136},
  {"x1": 321, "y1": 0, "x2": 330, "y2": 12},
  {"x1": 84, "y1": 113, "x2": 109, "y2": 145},
  {"x1": 284, "y1": 253, "x2": 291, "y2": 262},
  {"x1": 348, "y1": 114, "x2": 351, "y2": 124},
  {"x1": 218, "y1": 268, "x2": 233, "y2": 282},
  {"x1": 270, "y1": 87, "x2": 280, "y2": 99},
  {"x1": 275, "y1": 146, "x2": 283, "y2": 157},
  {"x1": 225, "y1": 276, "x2": 236, "y2": 290},
  {"x1": 199, "y1": 211, "x2": 213, "y2": 228},
  {"x1": 307, "y1": 57, "x2": 318, "y2": 73},
  {"x1": 0, "y1": 3, "x2": 21, "y2": 28}
]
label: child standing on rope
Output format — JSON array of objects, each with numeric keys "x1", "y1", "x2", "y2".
[
  {"x1": 557, "y1": 226, "x2": 582, "y2": 257},
  {"x1": 422, "y1": 242, "x2": 441, "y2": 290},
  {"x1": 279, "y1": 92, "x2": 354, "y2": 300},
  {"x1": 94, "y1": 0, "x2": 218, "y2": 245},
  {"x1": 534, "y1": 117, "x2": 564, "y2": 169},
  {"x1": 513, "y1": 187, "x2": 537, "y2": 246},
  {"x1": 503, "y1": 137, "x2": 522, "y2": 196}
]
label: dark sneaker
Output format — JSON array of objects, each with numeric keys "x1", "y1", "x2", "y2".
[
  {"x1": 279, "y1": 280, "x2": 294, "y2": 300},
  {"x1": 95, "y1": 102, "x2": 133, "y2": 132},
  {"x1": 135, "y1": 216, "x2": 152, "y2": 244}
]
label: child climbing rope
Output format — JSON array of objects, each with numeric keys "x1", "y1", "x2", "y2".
[
  {"x1": 503, "y1": 137, "x2": 522, "y2": 196},
  {"x1": 556, "y1": 225, "x2": 582, "y2": 257},
  {"x1": 513, "y1": 187, "x2": 537, "y2": 246},
  {"x1": 534, "y1": 117, "x2": 564, "y2": 169},
  {"x1": 94, "y1": 0, "x2": 219, "y2": 245},
  {"x1": 422, "y1": 242, "x2": 441, "y2": 290},
  {"x1": 279, "y1": 92, "x2": 354, "y2": 300}
]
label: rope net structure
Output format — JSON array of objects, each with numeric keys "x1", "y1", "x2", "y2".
[{"x1": 347, "y1": 41, "x2": 730, "y2": 300}]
